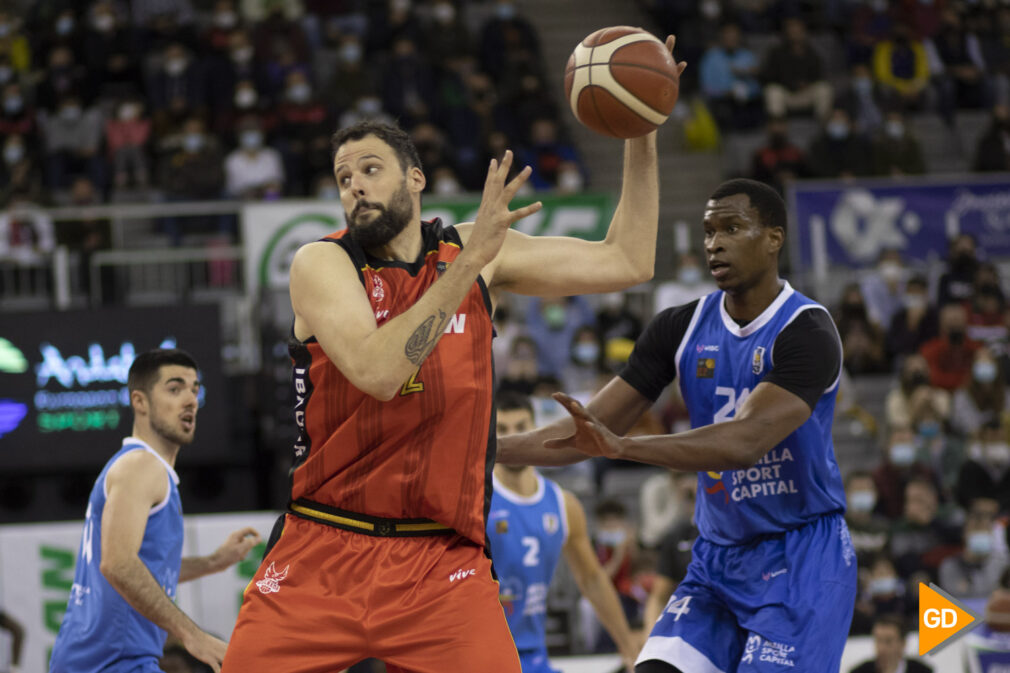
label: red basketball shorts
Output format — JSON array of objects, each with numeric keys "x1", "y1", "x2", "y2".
[{"x1": 221, "y1": 514, "x2": 522, "y2": 673}]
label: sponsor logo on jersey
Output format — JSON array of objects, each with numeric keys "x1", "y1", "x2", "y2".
[
  {"x1": 758, "y1": 639, "x2": 796, "y2": 667},
  {"x1": 449, "y1": 567, "x2": 476, "y2": 583},
  {"x1": 704, "y1": 471, "x2": 730, "y2": 504},
  {"x1": 762, "y1": 568, "x2": 788, "y2": 581},
  {"x1": 443, "y1": 313, "x2": 466, "y2": 334},
  {"x1": 752, "y1": 346, "x2": 766, "y2": 375},
  {"x1": 696, "y1": 357, "x2": 715, "y2": 379},
  {"x1": 728, "y1": 448, "x2": 799, "y2": 501},
  {"x1": 436, "y1": 260, "x2": 448, "y2": 275},
  {"x1": 742, "y1": 634, "x2": 761, "y2": 664},
  {"x1": 371, "y1": 275, "x2": 385, "y2": 302},
  {"x1": 256, "y1": 562, "x2": 289, "y2": 594},
  {"x1": 695, "y1": 344, "x2": 719, "y2": 354},
  {"x1": 496, "y1": 519, "x2": 509, "y2": 534},
  {"x1": 542, "y1": 513, "x2": 559, "y2": 534},
  {"x1": 375, "y1": 309, "x2": 390, "y2": 322}
]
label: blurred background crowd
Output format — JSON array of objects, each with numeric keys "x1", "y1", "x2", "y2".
[{"x1": 1, "y1": 0, "x2": 1009, "y2": 671}]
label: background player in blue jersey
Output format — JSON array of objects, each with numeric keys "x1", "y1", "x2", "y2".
[
  {"x1": 489, "y1": 392, "x2": 640, "y2": 672},
  {"x1": 50, "y1": 349, "x2": 261, "y2": 673},
  {"x1": 499, "y1": 178, "x2": 857, "y2": 673}
]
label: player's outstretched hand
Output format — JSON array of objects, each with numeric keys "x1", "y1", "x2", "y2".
[
  {"x1": 210, "y1": 527, "x2": 262, "y2": 571},
  {"x1": 665, "y1": 34, "x2": 688, "y2": 78},
  {"x1": 545, "y1": 393, "x2": 625, "y2": 459},
  {"x1": 183, "y1": 630, "x2": 228, "y2": 673},
  {"x1": 466, "y1": 150, "x2": 542, "y2": 267}
]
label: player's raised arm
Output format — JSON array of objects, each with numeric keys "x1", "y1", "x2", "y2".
[
  {"x1": 291, "y1": 151, "x2": 540, "y2": 401},
  {"x1": 560, "y1": 490, "x2": 641, "y2": 670},
  {"x1": 100, "y1": 451, "x2": 228, "y2": 672},
  {"x1": 179, "y1": 527, "x2": 261, "y2": 582}
]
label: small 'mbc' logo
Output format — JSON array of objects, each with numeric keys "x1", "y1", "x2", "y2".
[
  {"x1": 752, "y1": 346, "x2": 766, "y2": 375},
  {"x1": 696, "y1": 358, "x2": 715, "y2": 379}
]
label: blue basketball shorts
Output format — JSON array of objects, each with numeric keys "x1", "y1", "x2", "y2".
[
  {"x1": 637, "y1": 513, "x2": 857, "y2": 673},
  {"x1": 519, "y1": 648, "x2": 561, "y2": 673}
]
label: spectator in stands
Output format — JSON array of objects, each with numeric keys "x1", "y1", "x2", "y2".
[
  {"x1": 653, "y1": 251, "x2": 718, "y2": 313},
  {"x1": 555, "y1": 161, "x2": 584, "y2": 195},
  {"x1": 951, "y1": 348, "x2": 1007, "y2": 438},
  {"x1": 938, "y1": 233, "x2": 981, "y2": 307},
  {"x1": 409, "y1": 122, "x2": 453, "y2": 186},
  {"x1": 526, "y1": 296, "x2": 595, "y2": 379},
  {"x1": 418, "y1": 0, "x2": 470, "y2": 67},
  {"x1": 886, "y1": 354, "x2": 951, "y2": 429},
  {"x1": 644, "y1": 512, "x2": 699, "y2": 629},
  {"x1": 320, "y1": 34, "x2": 374, "y2": 116},
  {"x1": 0, "y1": 10, "x2": 31, "y2": 74},
  {"x1": 761, "y1": 16, "x2": 833, "y2": 120},
  {"x1": 38, "y1": 93, "x2": 106, "y2": 191},
  {"x1": 873, "y1": 22, "x2": 931, "y2": 114},
  {"x1": 846, "y1": 470, "x2": 891, "y2": 568},
  {"x1": 873, "y1": 426, "x2": 941, "y2": 520},
  {"x1": 639, "y1": 470, "x2": 696, "y2": 551},
  {"x1": 83, "y1": 2, "x2": 141, "y2": 103},
  {"x1": 0, "y1": 195, "x2": 55, "y2": 264},
  {"x1": 940, "y1": 497, "x2": 1007, "y2": 599},
  {"x1": 749, "y1": 115, "x2": 809, "y2": 194},
  {"x1": 836, "y1": 282, "x2": 888, "y2": 375},
  {"x1": 274, "y1": 69, "x2": 329, "y2": 195},
  {"x1": 208, "y1": 30, "x2": 264, "y2": 123},
  {"x1": 225, "y1": 116, "x2": 283, "y2": 200},
  {"x1": 55, "y1": 176, "x2": 112, "y2": 300},
  {"x1": 497, "y1": 339, "x2": 543, "y2": 398},
  {"x1": 595, "y1": 292, "x2": 642, "y2": 345},
  {"x1": 957, "y1": 421, "x2": 1010, "y2": 512},
  {"x1": 889, "y1": 477, "x2": 960, "y2": 581},
  {"x1": 0, "y1": 81, "x2": 35, "y2": 140},
  {"x1": 699, "y1": 21, "x2": 762, "y2": 130},
  {"x1": 519, "y1": 118, "x2": 584, "y2": 191},
  {"x1": 31, "y1": 7, "x2": 83, "y2": 65},
  {"x1": 886, "y1": 275, "x2": 940, "y2": 362},
  {"x1": 36, "y1": 45, "x2": 88, "y2": 112},
  {"x1": 0, "y1": 133, "x2": 41, "y2": 205},
  {"x1": 835, "y1": 63, "x2": 886, "y2": 133},
  {"x1": 926, "y1": 8, "x2": 989, "y2": 123},
  {"x1": 479, "y1": 0, "x2": 541, "y2": 84},
  {"x1": 203, "y1": 0, "x2": 243, "y2": 55},
  {"x1": 252, "y1": 1, "x2": 310, "y2": 68},
  {"x1": 379, "y1": 36, "x2": 434, "y2": 128},
  {"x1": 158, "y1": 115, "x2": 224, "y2": 204},
  {"x1": 503, "y1": 70, "x2": 558, "y2": 145},
  {"x1": 968, "y1": 266, "x2": 1008, "y2": 346},
  {"x1": 849, "y1": 614, "x2": 933, "y2": 673},
  {"x1": 974, "y1": 104, "x2": 1010, "y2": 171},
  {"x1": 861, "y1": 249, "x2": 908, "y2": 331},
  {"x1": 147, "y1": 43, "x2": 207, "y2": 134},
  {"x1": 105, "y1": 97, "x2": 151, "y2": 190},
  {"x1": 586, "y1": 499, "x2": 640, "y2": 652},
  {"x1": 429, "y1": 165, "x2": 463, "y2": 196},
  {"x1": 978, "y1": 8, "x2": 1010, "y2": 107},
  {"x1": 562, "y1": 326, "x2": 605, "y2": 396},
  {"x1": 871, "y1": 110, "x2": 926, "y2": 176},
  {"x1": 851, "y1": 556, "x2": 910, "y2": 636},
  {"x1": 808, "y1": 107, "x2": 874, "y2": 178},
  {"x1": 920, "y1": 303, "x2": 980, "y2": 391}
]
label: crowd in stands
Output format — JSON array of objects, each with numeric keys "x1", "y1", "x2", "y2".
[
  {"x1": 0, "y1": 0, "x2": 584, "y2": 223},
  {"x1": 641, "y1": 0, "x2": 1010, "y2": 188}
]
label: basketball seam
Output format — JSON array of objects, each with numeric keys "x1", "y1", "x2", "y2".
[
  {"x1": 587, "y1": 42, "x2": 618, "y2": 138},
  {"x1": 605, "y1": 62, "x2": 678, "y2": 80}
]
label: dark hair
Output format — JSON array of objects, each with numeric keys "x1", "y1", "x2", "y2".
[
  {"x1": 127, "y1": 348, "x2": 199, "y2": 394},
  {"x1": 844, "y1": 470, "x2": 873, "y2": 488},
  {"x1": 594, "y1": 498, "x2": 627, "y2": 519},
  {"x1": 873, "y1": 614, "x2": 907, "y2": 639},
  {"x1": 496, "y1": 390, "x2": 534, "y2": 417},
  {"x1": 709, "y1": 178, "x2": 787, "y2": 235},
  {"x1": 906, "y1": 274, "x2": 928, "y2": 290},
  {"x1": 330, "y1": 120, "x2": 422, "y2": 174}
]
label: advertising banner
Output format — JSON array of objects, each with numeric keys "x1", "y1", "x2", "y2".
[
  {"x1": 0, "y1": 512, "x2": 277, "y2": 673},
  {"x1": 0, "y1": 305, "x2": 228, "y2": 470},
  {"x1": 789, "y1": 174, "x2": 1010, "y2": 277},
  {"x1": 241, "y1": 193, "x2": 616, "y2": 292}
]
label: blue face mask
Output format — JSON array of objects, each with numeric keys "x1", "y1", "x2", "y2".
[
  {"x1": 543, "y1": 304, "x2": 566, "y2": 329},
  {"x1": 973, "y1": 360, "x2": 998, "y2": 384},
  {"x1": 918, "y1": 420, "x2": 941, "y2": 439},
  {"x1": 967, "y1": 531, "x2": 992, "y2": 556},
  {"x1": 679, "y1": 267, "x2": 702, "y2": 284},
  {"x1": 573, "y1": 342, "x2": 599, "y2": 365},
  {"x1": 869, "y1": 576, "x2": 899, "y2": 597}
]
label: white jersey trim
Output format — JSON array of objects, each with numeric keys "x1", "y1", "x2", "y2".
[
  {"x1": 549, "y1": 480, "x2": 570, "y2": 545},
  {"x1": 492, "y1": 471, "x2": 546, "y2": 505},
  {"x1": 718, "y1": 281, "x2": 795, "y2": 337},
  {"x1": 103, "y1": 437, "x2": 180, "y2": 515},
  {"x1": 636, "y1": 635, "x2": 727, "y2": 673},
  {"x1": 770, "y1": 304, "x2": 844, "y2": 395},
  {"x1": 674, "y1": 295, "x2": 708, "y2": 390}
]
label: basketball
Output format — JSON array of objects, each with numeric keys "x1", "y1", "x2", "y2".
[{"x1": 564, "y1": 26, "x2": 680, "y2": 139}]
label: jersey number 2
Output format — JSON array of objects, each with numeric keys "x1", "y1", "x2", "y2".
[
  {"x1": 521, "y1": 537, "x2": 540, "y2": 567},
  {"x1": 400, "y1": 371, "x2": 424, "y2": 396}
]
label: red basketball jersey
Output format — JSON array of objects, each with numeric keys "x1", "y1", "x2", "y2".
[{"x1": 288, "y1": 220, "x2": 495, "y2": 545}]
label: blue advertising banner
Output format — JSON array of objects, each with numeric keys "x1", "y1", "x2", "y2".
[{"x1": 789, "y1": 174, "x2": 1010, "y2": 273}]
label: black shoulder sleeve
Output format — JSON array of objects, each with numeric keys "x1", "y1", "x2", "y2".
[
  {"x1": 619, "y1": 301, "x2": 698, "y2": 402},
  {"x1": 763, "y1": 308, "x2": 842, "y2": 411}
]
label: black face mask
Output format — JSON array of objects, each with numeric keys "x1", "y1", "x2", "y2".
[
  {"x1": 952, "y1": 252, "x2": 976, "y2": 272},
  {"x1": 905, "y1": 371, "x2": 930, "y2": 391},
  {"x1": 769, "y1": 132, "x2": 788, "y2": 148},
  {"x1": 948, "y1": 329, "x2": 966, "y2": 346}
]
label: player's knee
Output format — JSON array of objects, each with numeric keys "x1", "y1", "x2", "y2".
[{"x1": 635, "y1": 661, "x2": 684, "y2": 673}]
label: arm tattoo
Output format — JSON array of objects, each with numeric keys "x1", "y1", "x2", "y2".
[{"x1": 405, "y1": 309, "x2": 449, "y2": 365}]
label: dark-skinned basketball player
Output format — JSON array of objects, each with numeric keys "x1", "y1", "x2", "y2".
[
  {"x1": 221, "y1": 38, "x2": 686, "y2": 673},
  {"x1": 499, "y1": 179, "x2": 857, "y2": 673}
]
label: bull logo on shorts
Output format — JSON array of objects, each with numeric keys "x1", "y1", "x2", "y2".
[
  {"x1": 256, "y1": 562, "x2": 289, "y2": 594},
  {"x1": 741, "y1": 634, "x2": 761, "y2": 664}
]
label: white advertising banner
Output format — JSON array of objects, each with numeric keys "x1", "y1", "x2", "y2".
[{"x1": 0, "y1": 512, "x2": 278, "y2": 672}]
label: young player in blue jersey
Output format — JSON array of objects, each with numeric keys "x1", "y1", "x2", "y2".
[
  {"x1": 489, "y1": 392, "x2": 639, "y2": 673},
  {"x1": 50, "y1": 349, "x2": 261, "y2": 673},
  {"x1": 498, "y1": 179, "x2": 857, "y2": 673}
]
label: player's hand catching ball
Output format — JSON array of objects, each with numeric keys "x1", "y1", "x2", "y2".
[
  {"x1": 545, "y1": 393, "x2": 626, "y2": 459},
  {"x1": 465, "y1": 150, "x2": 542, "y2": 268}
]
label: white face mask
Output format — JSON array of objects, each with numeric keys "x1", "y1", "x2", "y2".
[
  {"x1": 434, "y1": 177, "x2": 460, "y2": 195},
  {"x1": 885, "y1": 120, "x2": 905, "y2": 140},
  {"x1": 215, "y1": 11, "x2": 238, "y2": 29},
  {"x1": 848, "y1": 490, "x2": 876, "y2": 513},
  {"x1": 3, "y1": 143, "x2": 22, "y2": 164},
  {"x1": 239, "y1": 130, "x2": 262, "y2": 150},
  {"x1": 234, "y1": 88, "x2": 257, "y2": 109},
  {"x1": 985, "y1": 442, "x2": 1010, "y2": 468},
  {"x1": 317, "y1": 185, "x2": 339, "y2": 200},
  {"x1": 557, "y1": 170, "x2": 583, "y2": 192},
  {"x1": 967, "y1": 531, "x2": 993, "y2": 556},
  {"x1": 56, "y1": 15, "x2": 75, "y2": 35},
  {"x1": 679, "y1": 267, "x2": 702, "y2": 285},
  {"x1": 231, "y1": 46, "x2": 253, "y2": 63},
  {"x1": 890, "y1": 442, "x2": 917, "y2": 466},
  {"x1": 93, "y1": 14, "x2": 115, "y2": 32},
  {"x1": 878, "y1": 260, "x2": 902, "y2": 283},
  {"x1": 165, "y1": 58, "x2": 187, "y2": 76},
  {"x1": 287, "y1": 82, "x2": 311, "y2": 103},
  {"x1": 903, "y1": 293, "x2": 927, "y2": 311}
]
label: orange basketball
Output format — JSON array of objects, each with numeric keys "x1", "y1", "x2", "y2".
[{"x1": 564, "y1": 26, "x2": 679, "y2": 139}]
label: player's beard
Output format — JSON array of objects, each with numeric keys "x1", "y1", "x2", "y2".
[
  {"x1": 346, "y1": 178, "x2": 413, "y2": 250},
  {"x1": 150, "y1": 403, "x2": 195, "y2": 447}
]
